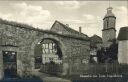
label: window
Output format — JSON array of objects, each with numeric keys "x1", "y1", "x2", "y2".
[{"x1": 106, "y1": 18, "x2": 109, "y2": 28}]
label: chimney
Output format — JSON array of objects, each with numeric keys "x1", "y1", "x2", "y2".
[
  {"x1": 66, "y1": 24, "x2": 69, "y2": 27},
  {"x1": 79, "y1": 26, "x2": 82, "y2": 33}
]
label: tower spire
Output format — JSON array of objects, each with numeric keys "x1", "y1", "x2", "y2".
[
  {"x1": 102, "y1": 5, "x2": 116, "y2": 47},
  {"x1": 107, "y1": 0, "x2": 113, "y2": 15},
  {"x1": 107, "y1": 7, "x2": 113, "y2": 13},
  {"x1": 109, "y1": 0, "x2": 110, "y2": 8},
  {"x1": 104, "y1": 6, "x2": 115, "y2": 19}
]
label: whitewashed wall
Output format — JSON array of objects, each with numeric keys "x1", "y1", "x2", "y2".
[{"x1": 118, "y1": 40, "x2": 128, "y2": 64}]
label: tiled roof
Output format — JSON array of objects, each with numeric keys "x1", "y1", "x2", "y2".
[{"x1": 51, "y1": 20, "x2": 88, "y2": 38}]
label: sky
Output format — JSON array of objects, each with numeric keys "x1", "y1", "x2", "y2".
[{"x1": 0, "y1": 0, "x2": 127, "y2": 37}]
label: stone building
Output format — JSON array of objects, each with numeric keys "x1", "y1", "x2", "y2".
[
  {"x1": 118, "y1": 27, "x2": 128, "y2": 64},
  {"x1": 90, "y1": 7, "x2": 118, "y2": 63},
  {"x1": 102, "y1": 7, "x2": 116, "y2": 47}
]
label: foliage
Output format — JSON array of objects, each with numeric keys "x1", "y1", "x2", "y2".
[{"x1": 97, "y1": 40, "x2": 118, "y2": 63}]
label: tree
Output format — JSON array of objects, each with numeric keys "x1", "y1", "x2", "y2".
[
  {"x1": 108, "y1": 39, "x2": 118, "y2": 62},
  {"x1": 97, "y1": 39, "x2": 118, "y2": 63}
]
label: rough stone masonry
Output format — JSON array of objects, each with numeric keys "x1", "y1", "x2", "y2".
[{"x1": 0, "y1": 19, "x2": 90, "y2": 79}]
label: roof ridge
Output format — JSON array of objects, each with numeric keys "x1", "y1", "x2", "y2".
[
  {"x1": 55, "y1": 21, "x2": 74, "y2": 31},
  {"x1": 55, "y1": 20, "x2": 88, "y2": 36}
]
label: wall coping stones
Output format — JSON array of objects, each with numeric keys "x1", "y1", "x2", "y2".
[{"x1": 0, "y1": 18, "x2": 90, "y2": 41}]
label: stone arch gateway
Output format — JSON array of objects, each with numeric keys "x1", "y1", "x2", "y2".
[
  {"x1": 0, "y1": 19, "x2": 90, "y2": 79},
  {"x1": 31, "y1": 36, "x2": 66, "y2": 75}
]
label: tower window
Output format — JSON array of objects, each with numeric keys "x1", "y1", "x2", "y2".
[{"x1": 106, "y1": 18, "x2": 109, "y2": 28}]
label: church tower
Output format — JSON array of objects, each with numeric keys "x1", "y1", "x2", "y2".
[{"x1": 102, "y1": 7, "x2": 116, "y2": 47}]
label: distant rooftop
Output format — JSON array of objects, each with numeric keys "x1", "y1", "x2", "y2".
[
  {"x1": 51, "y1": 20, "x2": 88, "y2": 38},
  {"x1": 118, "y1": 27, "x2": 128, "y2": 41},
  {"x1": 90, "y1": 34, "x2": 102, "y2": 43}
]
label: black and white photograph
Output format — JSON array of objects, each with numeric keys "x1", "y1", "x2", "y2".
[{"x1": 0, "y1": 0, "x2": 127, "y2": 82}]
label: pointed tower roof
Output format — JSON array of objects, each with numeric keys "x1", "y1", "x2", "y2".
[{"x1": 104, "y1": 7, "x2": 115, "y2": 19}]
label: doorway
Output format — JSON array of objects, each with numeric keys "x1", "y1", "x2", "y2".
[{"x1": 3, "y1": 51, "x2": 17, "y2": 78}]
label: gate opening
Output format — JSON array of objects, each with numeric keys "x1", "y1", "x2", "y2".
[
  {"x1": 34, "y1": 39, "x2": 63, "y2": 75},
  {"x1": 3, "y1": 51, "x2": 17, "y2": 78}
]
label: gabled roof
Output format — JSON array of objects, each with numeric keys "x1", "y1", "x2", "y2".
[
  {"x1": 51, "y1": 20, "x2": 88, "y2": 38},
  {"x1": 90, "y1": 34, "x2": 102, "y2": 43},
  {"x1": 118, "y1": 27, "x2": 128, "y2": 40}
]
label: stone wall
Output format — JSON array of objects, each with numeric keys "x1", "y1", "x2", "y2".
[{"x1": 0, "y1": 20, "x2": 90, "y2": 78}]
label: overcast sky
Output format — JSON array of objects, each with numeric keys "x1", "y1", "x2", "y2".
[{"x1": 0, "y1": 1, "x2": 127, "y2": 37}]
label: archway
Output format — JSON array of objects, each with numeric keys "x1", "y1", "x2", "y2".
[{"x1": 34, "y1": 38, "x2": 64, "y2": 75}]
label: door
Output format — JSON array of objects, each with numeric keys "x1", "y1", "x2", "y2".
[{"x1": 3, "y1": 51, "x2": 17, "y2": 78}]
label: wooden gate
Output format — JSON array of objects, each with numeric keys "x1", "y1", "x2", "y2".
[{"x1": 40, "y1": 62, "x2": 63, "y2": 75}]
